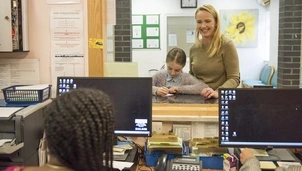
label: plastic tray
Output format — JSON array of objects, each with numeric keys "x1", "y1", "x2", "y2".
[{"x1": 2, "y1": 85, "x2": 51, "y2": 104}]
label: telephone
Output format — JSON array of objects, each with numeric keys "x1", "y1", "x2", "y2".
[{"x1": 155, "y1": 154, "x2": 202, "y2": 171}]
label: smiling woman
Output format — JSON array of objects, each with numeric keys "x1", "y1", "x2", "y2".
[{"x1": 189, "y1": 4, "x2": 240, "y2": 99}]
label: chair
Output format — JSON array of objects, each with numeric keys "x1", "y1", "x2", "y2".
[
  {"x1": 242, "y1": 64, "x2": 269, "y2": 86},
  {"x1": 243, "y1": 65, "x2": 275, "y2": 88},
  {"x1": 149, "y1": 69, "x2": 158, "y2": 76},
  {"x1": 271, "y1": 70, "x2": 277, "y2": 88}
]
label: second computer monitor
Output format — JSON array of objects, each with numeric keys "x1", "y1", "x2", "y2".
[
  {"x1": 56, "y1": 77, "x2": 152, "y2": 137},
  {"x1": 219, "y1": 88, "x2": 302, "y2": 148}
]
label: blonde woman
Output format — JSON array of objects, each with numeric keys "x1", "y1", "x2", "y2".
[{"x1": 189, "y1": 4, "x2": 240, "y2": 99}]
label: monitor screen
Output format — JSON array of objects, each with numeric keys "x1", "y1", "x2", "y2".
[
  {"x1": 56, "y1": 77, "x2": 152, "y2": 137},
  {"x1": 219, "y1": 88, "x2": 302, "y2": 148}
]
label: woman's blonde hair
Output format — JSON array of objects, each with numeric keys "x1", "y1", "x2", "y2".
[{"x1": 194, "y1": 4, "x2": 222, "y2": 57}]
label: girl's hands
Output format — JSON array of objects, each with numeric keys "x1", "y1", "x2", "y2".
[
  {"x1": 168, "y1": 86, "x2": 178, "y2": 94},
  {"x1": 156, "y1": 87, "x2": 169, "y2": 97}
]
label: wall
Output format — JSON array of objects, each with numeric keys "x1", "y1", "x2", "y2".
[
  {"x1": 267, "y1": 0, "x2": 279, "y2": 68},
  {"x1": 0, "y1": 0, "x2": 88, "y2": 85},
  {"x1": 132, "y1": 0, "x2": 274, "y2": 81},
  {"x1": 115, "y1": 0, "x2": 132, "y2": 62},
  {"x1": 277, "y1": 0, "x2": 302, "y2": 88}
]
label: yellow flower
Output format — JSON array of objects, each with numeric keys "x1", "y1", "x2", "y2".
[{"x1": 225, "y1": 11, "x2": 256, "y2": 46}]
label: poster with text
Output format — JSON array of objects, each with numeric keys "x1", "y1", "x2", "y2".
[{"x1": 50, "y1": 7, "x2": 85, "y2": 97}]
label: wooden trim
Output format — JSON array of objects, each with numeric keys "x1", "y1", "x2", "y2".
[
  {"x1": 87, "y1": 0, "x2": 106, "y2": 76},
  {"x1": 152, "y1": 103, "x2": 219, "y2": 121}
]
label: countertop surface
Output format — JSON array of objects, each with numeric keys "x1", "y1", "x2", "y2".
[{"x1": 152, "y1": 94, "x2": 218, "y2": 104}]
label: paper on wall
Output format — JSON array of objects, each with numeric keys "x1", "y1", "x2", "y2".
[
  {"x1": 0, "y1": 59, "x2": 40, "y2": 90},
  {"x1": 168, "y1": 34, "x2": 177, "y2": 46},
  {"x1": 186, "y1": 30, "x2": 195, "y2": 43},
  {"x1": 192, "y1": 122, "x2": 218, "y2": 138},
  {"x1": 47, "y1": 0, "x2": 80, "y2": 4},
  {"x1": 50, "y1": 7, "x2": 85, "y2": 98}
]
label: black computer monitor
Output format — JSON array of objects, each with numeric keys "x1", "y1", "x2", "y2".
[
  {"x1": 56, "y1": 77, "x2": 152, "y2": 137},
  {"x1": 218, "y1": 88, "x2": 302, "y2": 148}
]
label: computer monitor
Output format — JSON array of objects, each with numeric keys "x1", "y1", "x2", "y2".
[
  {"x1": 219, "y1": 88, "x2": 302, "y2": 148},
  {"x1": 56, "y1": 77, "x2": 152, "y2": 137}
]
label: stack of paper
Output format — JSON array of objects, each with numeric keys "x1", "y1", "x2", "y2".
[
  {"x1": 277, "y1": 161, "x2": 301, "y2": 168},
  {"x1": 15, "y1": 84, "x2": 49, "y2": 90},
  {"x1": 147, "y1": 133, "x2": 183, "y2": 154},
  {"x1": 190, "y1": 137, "x2": 227, "y2": 155},
  {"x1": 260, "y1": 161, "x2": 277, "y2": 170},
  {"x1": 113, "y1": 144, "x2": 132, "y2": 155},
  {"x1": 0, "y1": 139, "x2": 13, "y2": 147},
  {"x1": 240, "y1": 148, "x2": 269, "y2": 156}
]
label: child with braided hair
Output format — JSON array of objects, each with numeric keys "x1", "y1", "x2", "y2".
[{"x1": 4, "y1": 88, "x2": 118, "y2": 171}]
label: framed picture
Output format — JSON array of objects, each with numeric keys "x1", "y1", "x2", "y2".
[
  {"x1": 181, "y1": 0, "x2": 197, "y2": 8},
  {"x1": 220, "y1": 9, "x2": 259, "y2": 48}
]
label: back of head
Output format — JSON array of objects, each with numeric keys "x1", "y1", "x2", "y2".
[
  {"x1": 166, "y1": 47, "x2": 186, "y2": 67},
  {"x1": 44, "y1": 88, "x2": 115, "y2": 171}
]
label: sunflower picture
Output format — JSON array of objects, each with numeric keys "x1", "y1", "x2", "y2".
[{"x1": 220, "y1": 9, "x2": 258, "y2": 48}]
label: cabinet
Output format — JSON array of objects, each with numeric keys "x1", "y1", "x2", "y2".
[{"x1": 0, "y1": 0, "x2": 29, "y2": 52}]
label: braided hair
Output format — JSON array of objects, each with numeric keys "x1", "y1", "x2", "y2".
[{"x1": 44, "y1": 88, "x2": 115, "y2": 171}]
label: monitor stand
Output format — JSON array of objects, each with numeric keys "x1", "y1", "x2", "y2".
[
  {"x1": 295, "y1": 152, "x2": 302, "y2": 161},
  {"x1": 256, "y1": 148, "x2": 299, "y2": 162}
]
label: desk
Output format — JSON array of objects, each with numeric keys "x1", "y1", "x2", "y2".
[
  {"x1": 152, "y1": 95, "x2": 219, "y2": 122},
  {"x1": 0, "y1": 100, "x2": 51, "y2": 169},
  {"x1": 134, "y1": 163, "x2": 223, "y2": 171}
]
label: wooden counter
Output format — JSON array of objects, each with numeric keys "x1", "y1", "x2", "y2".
[{"x1": 152, "y1": 95, "x2": 219, "y2": 122}]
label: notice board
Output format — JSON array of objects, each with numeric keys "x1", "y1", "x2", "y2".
[{"x1": 132, "y1": 14, "x2": 160, "y2": 49}]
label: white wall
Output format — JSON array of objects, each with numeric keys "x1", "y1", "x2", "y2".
[
  {"x1": 267, "y1": 0, "x2": 279, "y2": 68},
  {"x1": 132, "y1": 0, "x2": 278, "y2": 81},
  {"x1": 0, "y1": 0, "x2": 88, "y2": 85}
]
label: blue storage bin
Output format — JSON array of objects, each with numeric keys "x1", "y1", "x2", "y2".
[
  {"x1": 2, "y1": 85, "x2": 51, "y2": 104},
  {"x1": 144, "y1": 150, "x2": 175, "y2": 167},
  {"x1": 200, "y1": 156, "x2": 224, "y2": 170}
]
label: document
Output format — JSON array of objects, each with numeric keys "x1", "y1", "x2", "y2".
[
  {"x1": 0, "y1": 139, "x2": 13, "y2": 147},
  {"x1": 50, "y1": 7, "x2": 85, "y2": 97},
  {"x1": 0, "y1": 59, "x2": 40, "y2": 90},
  {"x1": 260, "y1": 161, "x2": 277, "y2": 169},
  {"x1": 47, "y1": 0, "x2": 80, "y2": 4},
  {"x1": 240, "y1": 148, "x2": 269, "y2": 156},
  {"x1": 113, "y1": 144, "x2": 132, "y2": 156},
  {"x1": 15, "y1": 84, "x2": 49, "y2": 90},
  {"x1": 113, "y1": 161, "x2": 133, "y2": 170},
  {"x1": 277, "y1": 161, "x2": 301, "y2": 168},
  {"x1": 168, "y1": 34, "x2": 177, "y2": 46}
]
